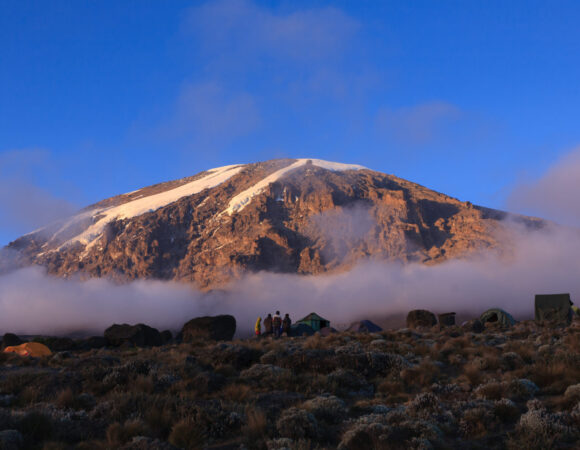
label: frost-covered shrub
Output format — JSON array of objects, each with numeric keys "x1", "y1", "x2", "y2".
[
  {"x1": 492, "y1": 398, "x2": 520, "y2": 423},
  {"x1": 474, "y1": 382, "x2": 505, "y2": 400},
  {"x1": 564, "y1": 383, "x2": 580, "y2": 401},
  {"x1": 508, "y1": 401, "x2": 575, "y2": 449},
  {"x1": 302, "y1": 395, "x2": 348, "y2": 424},
  {"x1": 276, "y1": 408, "x2": 318, "y2": 440},
  {"x1": 458, "y1": 404, "x2": 494, "y2": 438},
  {"x1": 507, "y1": 379, "x2": 539, "y2": 400},
  {"x1": 338, "y1": 414, "x2": 442, "y2": 450},
  {"x1": 240, "y1": 364, "x2": 290, "y2": 383},
  {"x1": 500, "y1": 352, "x2": 525, "y2": 370},
  {"x1": 327, "y1": 369, "x2": 373, "y2": 396},
  {"x1": 407, "y1": 393, "x2": 442, "y2": 419}
]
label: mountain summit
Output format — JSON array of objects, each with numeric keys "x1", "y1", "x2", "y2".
[{"x1": 6, "y1": 158, "x2": 538, "y2": 288}]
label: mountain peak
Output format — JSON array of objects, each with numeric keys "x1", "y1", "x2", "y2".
[{"x1": 6, "y1": 158, "x2": 537, "y2": 288}]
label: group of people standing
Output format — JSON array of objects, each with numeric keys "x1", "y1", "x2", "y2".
[{"x1": 255, "y1": 311, "x2": 292, "y2": 337}]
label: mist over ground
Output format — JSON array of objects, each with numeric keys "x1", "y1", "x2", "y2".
[{"x1": 0, "y1": 221, "x2": 579, "y2": 337}]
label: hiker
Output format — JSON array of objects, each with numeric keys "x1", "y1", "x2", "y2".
[
  {"x1": 254, "y1": 316, "x2": 262, "y2": 337},
  {"x1": 264, "y1": 313, "x2": 273, "y2": 335},
  {"x1": 273, "y1": 311, "x2": 282, "y2": 338},
  {"x1": 282, "y1": 313, "x2": 292, "y2": 335}
]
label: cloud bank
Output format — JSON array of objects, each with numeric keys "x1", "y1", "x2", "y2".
[
  {"x1": 1, "y1": 222, "x2": 579, "y2": 337},
  {"x1": 508, "y1": 146, "x2": 580, "y2": 227}
]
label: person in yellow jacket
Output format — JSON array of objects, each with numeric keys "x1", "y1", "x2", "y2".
[{"x1": 255, "y1": 316, "x2": 262, "y2": 336}]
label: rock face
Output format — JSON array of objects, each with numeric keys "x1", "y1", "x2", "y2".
[
  {"x1": 4, "y1": 158, "x2": 542, "y2": 289},
  {"x1": 104, "y1": 323, "x2": 162, "y2": 347},
  {"x1": 406, "y1": 309, "x2": 437, "y2": 329},
  {"x1": 181, "y1": 315, "x2": 236, "y2": 342}
]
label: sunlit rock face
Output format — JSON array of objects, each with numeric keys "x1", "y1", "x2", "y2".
[{"x1": 5, "y1": 158, "x2": 541, "y2": 288}]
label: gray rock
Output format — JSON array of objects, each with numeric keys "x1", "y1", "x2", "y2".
[
  {"x1": 181, "y1": 315, "x2": 236, "y2": 342},
  {"x1": 407, "y1": 310, "x2": 437, "y2": 329},
  {"x1": 104, "y1": 323, "x2": 162, "y2": 347},
  {"x1": 0, "y1": 430, "x2": 23, "y2": 450}
]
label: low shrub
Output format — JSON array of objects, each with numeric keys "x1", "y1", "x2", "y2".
[
  {"x1": 276, "y1": 408, "x2": 318, "y2": 440},
  {"x1": 168, "y1": 419, "x2": 206, "y2": 449}
]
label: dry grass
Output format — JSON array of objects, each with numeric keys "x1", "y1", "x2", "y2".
[
  {"x1": 168, "y1": 419, "x2": 206, "y2": 450},
  {"x1": 106, "y1": 419, "x2": 148, "y2": 447},
  {"x1": 401, "y1": 360, "x2": 441, "y2": 389},
  {"x1": 2, "y1": 320, "x2": 580, "y2": 449},
  {"x1": 219, "y1": 383, "x2": 252, "y2": 402},
  {"x1": 462, "y1": 363, "x2": 484, "y2": 387},
  {"x1": 242, "y1": 408, "x2": 267, "y2": 441}
]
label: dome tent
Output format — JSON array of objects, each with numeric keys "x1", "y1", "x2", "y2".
[
  {"x1": 479, "y1": 308, "x2": 516, "y2": 328},
  {"x1": 296, "y1": 313, "x2": 330, "y2": 332},
  {"x1": 3, "y1": 342, "x2": 52, "y2": 357},
  {"x1": 346, "y1": 320, "x2": 382, "y2": 333}
]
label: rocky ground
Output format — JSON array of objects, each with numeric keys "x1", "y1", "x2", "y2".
[{"x1": 1, "y1": 319, "x2": 579, "y2": 450}]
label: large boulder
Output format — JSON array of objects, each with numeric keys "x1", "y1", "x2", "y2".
[
  {"x1": 437, "y1": 312, "x2": 456, "y2": 327},
  {"x1": 181, "y1": 315, "x2": 236, "y2": 342},
  {"x1": 76, "y1": 336, "x2": 107, "y2": 350},
  {"x1": 1, "y1": 333, "x2": 23, "y2": 349},
  {"x1": 406, "y1": 309, "x2": 437, "y2": 329},
  {"x1": 104, "y1": 323, "x2": 162, "y2": 347},
  {"x1": 346, "y1": 320, "x2": 382, "y2": 333}
]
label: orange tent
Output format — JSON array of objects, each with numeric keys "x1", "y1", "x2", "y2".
[{"x1": 3, "y1": 342, "x2": 52, "y2": 357}]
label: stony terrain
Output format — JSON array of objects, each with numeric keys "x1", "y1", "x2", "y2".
[
  {"x1": 1, "y1": 318, "x2": 579, "y2": 449},
  {"x1": 5, "y1": 159, "x2": 542, "y2": 289}
]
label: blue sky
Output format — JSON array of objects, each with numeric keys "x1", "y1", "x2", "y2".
[{"x1": 2, "y1": 0, "x2": 580, "y2": 245}]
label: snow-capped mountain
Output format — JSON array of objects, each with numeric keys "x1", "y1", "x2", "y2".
[{"x1": 5, "y1": 158, "x2": 541, "y2": 288}]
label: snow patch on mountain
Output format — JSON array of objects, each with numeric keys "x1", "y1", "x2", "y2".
[
  {"x1": 223, "y1": 158, "x2": 365, "y2": 215},
  {"x1": 53, "y1": 164, "x2": 244, "y2": 251}
]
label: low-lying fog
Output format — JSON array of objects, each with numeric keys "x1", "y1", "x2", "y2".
[{"x1": 1, "y1": 221, "x2": 579, "y2": 337}]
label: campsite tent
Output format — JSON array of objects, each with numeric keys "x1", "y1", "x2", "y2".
[
  {"x1": 346, "y1": 320, "x2": 382, "y2": 333},
  {"x1": 535, "y1": 294, "x2": 572, "y2": 325},
  {"x1": 296, "y1": 313, "x2": 330, "y2": 332},
  {"x1": 480, "y1": 309, "x2": 516, "y2": 327},
  {"x1": 3, "y1": 342, "x2": 52, "y2": 357}
]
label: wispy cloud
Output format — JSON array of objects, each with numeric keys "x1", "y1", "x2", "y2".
[
  {"x1": 0, "y1": 149, "x2": 78, "y2": 242},
  {"x1": 507, "y1": 146, "x2": 580, "y2": 227},
  {"x1": 375, "y1": 101, "x2": 463, "y2": 146},
  {"x1": 159, "y1": 81, "x2": 261, "y2": 146},
  {"x1": 186, "y1": 0, "x2": 359, "y2": 65}
]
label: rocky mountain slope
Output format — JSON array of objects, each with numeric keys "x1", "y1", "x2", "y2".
[{"x1": 4, "y1": 158, "x2": 540, "y2": 288}]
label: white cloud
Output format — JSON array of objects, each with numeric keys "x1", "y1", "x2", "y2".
[
  {"x1": 375, "y1": 102, "x2": 463, "y2": 146},
  {"x1": 0, "y1": 149, "x2": 78, "y2": 239},
  {"x1": 507, "y1": 146, "x2": 580, "y2": 226},
  {"x1": 160, "y1": 81, "x2": 261, "y2": 145},
  {"x1": 186, "y1": 0, "x2": 359, "y2": 65}
]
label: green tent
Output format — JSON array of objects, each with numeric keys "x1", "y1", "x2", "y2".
[
  {"x1": 480, "y1": 308, "x2": 516, "y2": 327},
  {"x1": 535, "y1": 294, "x2": 572, "y2": 326},
  {"x1": 296, "y1": 313, "x2": 330, "y2": 332}
]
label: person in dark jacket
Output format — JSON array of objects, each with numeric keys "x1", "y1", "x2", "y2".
[
  {"x1": 273, "y1": 311, "x2": 282, "y2": 338},
  {"x1": 264, "y1": 314, "x2": 273, "y2": 335},
  {"x1": 282, "y1": 313, "x2": 292, "y2": 336}
]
